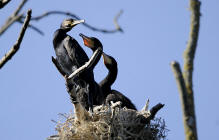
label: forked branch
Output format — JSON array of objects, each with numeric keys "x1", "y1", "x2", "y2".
[
  {"x1": 0, "y1": 9, "x2": 32, "y2": 69},
  {"x1": 171, "y1": 0, "x2": 201, "y2": 139}
]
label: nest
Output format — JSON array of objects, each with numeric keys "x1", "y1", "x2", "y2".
[{"x1": 48, "y1": 101, "x2": 168, "y2": 140}]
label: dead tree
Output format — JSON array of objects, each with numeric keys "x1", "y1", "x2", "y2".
[{"x1": 171, "y1": 0, "x2": 201, "y2": 140}]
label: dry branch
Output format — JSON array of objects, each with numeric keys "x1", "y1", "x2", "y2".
[
  {"x1": 149, "y1": 103, "x2": 165, "y2": 120},
  {"x1": 52, "y1": 47, "x2": 102, "y2": 80},
  {"x1": 171, "y1": 0, "x2": 201, "y2": 140},
  {"x1": 171, "y1": 61, "x2": 189, "y2": 112},
  {"x1": 1, "y1": 0, "x2": 123, "y2": 36},
  {"x1": 68, "y1": 48, "x2": 102, "y2": 79},
  {"x1": 0, "y1": 0, "x2": 27, "y2": 36},
  {"x1": 17, "y1": 20, "x2": 44, "y2": 35},
  {"x1": 28, "y1": 10, "x2": 123, "y2": 34},
  {"x1": 0, "y1": 9, "x2": 31, "y2": 69}
]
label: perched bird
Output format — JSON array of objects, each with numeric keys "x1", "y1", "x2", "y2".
[
  {"x1": 100, "y1": 53, "x2": 137, "y2": 110},
  {"x1": 53, "y1": 18, "x2": 88, "y2": 76},
  {"x1": 79, "y1": 33, "x2": 105, "y2": 106},
  {"x1": 53, "y1": 19, "x2": 96, "y2": 111}
]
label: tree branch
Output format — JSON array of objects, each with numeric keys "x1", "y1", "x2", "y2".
[
  {"x1": 0, "y1": 0, "x2": 11, "y2": 9},
  {"x1": 0, "y1": 14, "x2": 23, "y2": 36},
  {"x1": 183, "y1": 0, "x2": 201, "y2": 94},
  {"x1": 171, "y1": 61, "x2": 192, "y2": 125},
  {"x1": 52, "y1": 47, "x2": 102, "y2": 80},
  {"x1": 68, "y1": 47, "x2": 102, "y2": 79},
  {"x1": 17, "y1": 19, "x2": 44, "y2": 35},
  {"x1": 0, "y1": 9, "x2": 31, "y2": 69},
  {"x1": 182, "y1": 1, "x2": 201, "y2": 139},
  {"x1": 140, "y1": 100, "x2": 164, "y2": 124},
  {"x1": 29, "y1": 10, "x2": 123, "y2": 34},
  {"x1": 149, "y1": 103, "x2": 164, "y2": 120},
  {"x1": 0, "y1": 0, "x2": 27, "y2": 36},
  {"x1": 171, "y1": 0, "x2": 201, "y2": 139},
  {"x1": 12, "y1": 0, "x2": 27, "y2": 17}
]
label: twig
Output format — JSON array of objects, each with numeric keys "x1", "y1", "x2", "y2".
[
  {"x1": 149, "y1": 103, "x2": 164, "y2": 120},
  {"x1": 0, "y1": 14, "x2": 23, "y2": 36},
  {"x1": 29, "y1": 10, "x2": 123, "y2": 34},
  {"x1": 52, "y1": 47, "x2": 103, "y2": 79},
  {"x1": 142, "y1": 103, "x2": 164, "y2": 124},
  {"x1": 17, "y1": 20, "x2": 44, "y2": 35},
  {"x1": 0, "y1": 0, "x2": 27, "y2": 36},
  {"x1": 12, "y1": 0, "x2": 27, "y2": 17},
  {"x1": 0, "y1": 0, "x2": 11, "y2": 9},
  {"x1": 68, "y1": 47, "x2": 102, "y2": 79},
  {"x1": 0, "y1": 9, "x2": 31, "y2": 69},
  {"x1": 141, "y1": 99, "x2": 149, "y2": 112},
  {"x1": 114, "y1": 10, "x2": 123, "y2": 32}
]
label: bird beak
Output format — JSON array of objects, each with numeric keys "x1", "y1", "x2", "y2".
[
  {"x1": 71, "y1": 19, "x2": 85, "y2": 27},
  {"x1": 79, "y1": 33, "x2": 93, "y2": 48}
]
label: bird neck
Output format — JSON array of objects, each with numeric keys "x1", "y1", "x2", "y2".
[
  {"x1": 53, "y1": 28, "x2": 67, "y2": 41},
  {"x1": 99, "y1": 63, "x2": 118, "y2": 93}
]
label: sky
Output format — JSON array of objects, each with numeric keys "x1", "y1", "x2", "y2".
[{"x1": 0, "y1": 0, "x2": 219, "y2": 139}]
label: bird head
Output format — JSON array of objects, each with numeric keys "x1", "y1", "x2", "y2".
[
  {"x1": 102, "y1": 52, "x2": 117, "y2": 70},
  {"x1": 79, "y1": 33, "x2": 103, "y2": 51},
  {"x1": 60, "y1": 18, "x2": 85, "y2": 32}
]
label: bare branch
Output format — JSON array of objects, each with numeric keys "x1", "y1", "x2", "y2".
[
  {"x1": 181, "y1": 0, "x2": 201, "y2": 139},
  {"x1": 149, "y1": 103, "x2": 164, "y2": 120},
  {"x1": 0, "y1": 0, "x2": 11, "y2": 9},
  {"x1": 114, "y1": 10, "x2": 123, "y2": 32},
  {"x1": 171, "y1": 0, "x2": 201, "y2": 139},
  {"x1": 12, "y1": 0, "x2": 27, "y2": 17},
  {"x1": 171, "y1": 61, "x2": 189, "y2": 115},
  {"x1": 68, "y1": 47, "x2": 103, "y2": 79},
  {"x1": 0, "y1": 14, "x2": 23, "y2": 36},
  {"x1": 52, "y1": 47, "x2": 102, "y2": 81},
  {"x1": 141, "y1": 103, "x2": 164, "y2": 124},
  {"x1": 0, "y1": 0, "x2": 27, "y2": 36},
  {"x1": 29, "y1": 10, "x2": 123, "y2": 34},
  {"x1": 0, "y1": 9, "x2": 31, "y2": 69},
  {"x1": 183, "y1": 0, "x2": 201, "y2": 93},
  {"x1": 17, "y1": 20, "x2": 44, "y2": 35},
  {"x1": 30, "y1": 11, "x2": 79, "y2": 21}
]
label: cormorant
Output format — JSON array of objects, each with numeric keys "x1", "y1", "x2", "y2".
[
  {"x1": 79, "y1": 33, "x2": 105, "y2": 105},
  {"x1": 79, "y1": 34, "x2": 136, "y2": 110},
  {"x1": 100, "y1": 53, "x2": 137, "y2": 110},
  {"x1": 53, "y1": 18, "x2": 87, "y2": 76},
  {"x1": 53, "y1": 19, "x2": 101, "y2": 111}
]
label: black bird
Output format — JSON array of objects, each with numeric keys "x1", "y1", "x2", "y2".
[
  {"x1": 53, "y1": 18, "x2": 88, "y2": 76},
  {"x1": 100, "y1": 53, "x2": 137, "y2": 110},
  {"x1": 53, "y1": 19, "x2": 98, "y2": 111},
  {"x1": 79, "y1": 33, "x2": 105, "y2": 105}
]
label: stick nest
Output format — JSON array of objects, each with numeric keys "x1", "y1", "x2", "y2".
[{"x1": 48, "y1": 102, "x2": 168, "y2": 140}]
